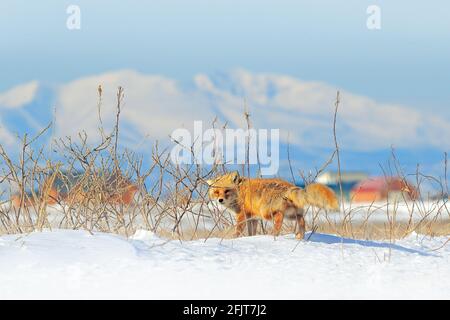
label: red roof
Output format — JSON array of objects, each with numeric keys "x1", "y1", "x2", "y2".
[{"x1": 352, "y1": 177, "x2": 410, "y2": 193}]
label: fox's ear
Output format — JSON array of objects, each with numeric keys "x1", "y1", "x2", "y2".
[
  {"x1": 231, "y1": 171, "x2": 241, "y2": 184},
  {"x1": 206, "y1": 179, "x2": 214, "y2": 186}
]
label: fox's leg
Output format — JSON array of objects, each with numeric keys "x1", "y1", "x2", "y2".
[
  {"x1": 235, "y1": 212, "x2": 246, "y2": 237},
  {"x1": 272, "y1": 211, "x2": 284, "y2": 236},
  {"x1": 245, "y1": 212, "x2": 255, "y2": 236},
  {"x1": 295, "y1": 212, "x2": 306, "y2": 240},
  {"x1": 245, "y1": 212, "x2": 258, "y2": 236},
  {"x1": 250, "y1": 219, "x2": 258, "y2": 235}
]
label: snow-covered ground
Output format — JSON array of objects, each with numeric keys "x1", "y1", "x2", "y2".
[
  {"x1": 2, "y1": 199, "x2": 449, "y2": 234},
  {"x1": 1, "y1": 229, "x2": 449, "y2": 299}
]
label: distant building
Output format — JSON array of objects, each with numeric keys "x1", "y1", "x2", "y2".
[
  {"x1": 315, "y1": 171, "x2": 368, "y2": 185},
  {"x1": 350, "y1": 177, "x2": 419, "y2": 203},
  {"x1": 313, "y1": 171, "x2": 369, "y2": 200},
  {"x1": 11, "y1": 170, "x2": 139, "y2": 208}
]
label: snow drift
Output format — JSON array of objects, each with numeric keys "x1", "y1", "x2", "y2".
[{"x1": 0, "y1": 229, "x2": 449, "y2": 299}]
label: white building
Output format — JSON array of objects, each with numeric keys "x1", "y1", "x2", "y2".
[{"x1": 315, "y1": 171, "x2": 368, "y2": 185}]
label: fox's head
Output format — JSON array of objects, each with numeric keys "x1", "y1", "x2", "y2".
[{"x1": 206, "y1": 171, "x2": 242, "y2": 207}]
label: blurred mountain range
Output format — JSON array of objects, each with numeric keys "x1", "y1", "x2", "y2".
[{"x1": 0, "y1": 69, "x2": 447, "y2": 178}]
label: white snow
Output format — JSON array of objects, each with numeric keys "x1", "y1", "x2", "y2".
[
  {"x1": 1, "y1": 229, "x2": 449, "y2": 299},
  {"x1": 2, "y1": 199, "x2": 449, "y2": 232},
  {"x1": 311, "y1": 200, "x2": 450, "y2": 224}
]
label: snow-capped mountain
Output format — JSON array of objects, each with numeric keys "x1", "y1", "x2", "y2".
[{"x1": 0, "y1": 69, "x2": 447, "y2": 177}]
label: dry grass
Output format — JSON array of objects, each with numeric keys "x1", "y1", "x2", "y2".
[
  {"x1": 155, "y1": 219, "x2": 450, "y2": 241},
  {"x1": 0, "y1": 87, "x2": 449, "y2": 244},
  {"x1": 310, "y1": 220, "x2": 450, "y2": 240}
]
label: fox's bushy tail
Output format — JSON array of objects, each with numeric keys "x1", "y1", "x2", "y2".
[{"x1": 286, "y1": 183, "x2": 339, "y2": 211}]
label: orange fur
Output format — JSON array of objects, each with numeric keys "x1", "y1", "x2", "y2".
[{"x1": 207, "y1": 171, "x2": 339, "y2": 239}]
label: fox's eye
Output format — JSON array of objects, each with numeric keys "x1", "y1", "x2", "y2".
[{"x1": 224, "y1": 190, "x2": 230, "y2": 194}]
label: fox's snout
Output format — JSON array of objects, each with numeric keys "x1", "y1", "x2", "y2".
[{"x1": 218, "y1": 198, "x2": 224, "y2": 203}]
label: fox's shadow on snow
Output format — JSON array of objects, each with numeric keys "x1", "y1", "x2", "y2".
[{"x1": 306, "y1": 232, "x2": 437, "y2": 257}]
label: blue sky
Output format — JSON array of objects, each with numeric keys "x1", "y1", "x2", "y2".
[
  {"x1": 1, "y1": 1, "x2": 449, "y2": 112},
  {"x1": 0, "y1": 1, "x2": 449, "y2": 179}
]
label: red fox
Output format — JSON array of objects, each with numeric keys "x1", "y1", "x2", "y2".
[{"x1": 207, "y1": 171, "x2": 339, "y2": 239}]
